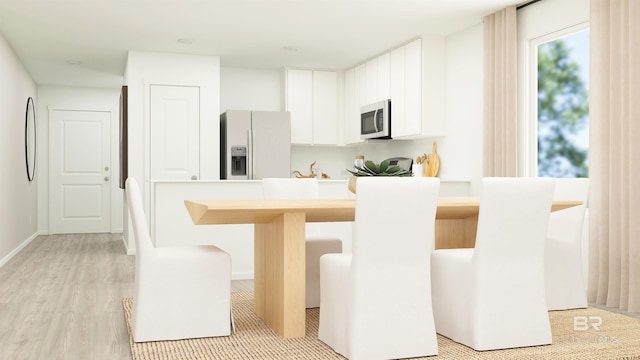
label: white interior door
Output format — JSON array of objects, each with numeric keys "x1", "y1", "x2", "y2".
[
  {"x1": 150, "y1": 85, "x2": 200, "y2": 180},
  {"x1": 50, "y1": 109, "x2": 111, "y2": 234}
]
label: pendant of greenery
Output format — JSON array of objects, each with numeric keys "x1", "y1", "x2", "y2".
[{"x1": 346, "y1": 160, "x2": 412, "y2": 177}]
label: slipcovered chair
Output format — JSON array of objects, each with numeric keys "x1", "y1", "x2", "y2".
[
  {"x1": 431, "y1": 177, "x2": 555, "y2": 351},
  {"x1": 126, "y1": 178, "x2": 232, "y2": 342},
  {"x1": 318, "y1": 177, "x2": 440, "y2": 359},
  {"x1": 262, "y1": 177, "x2": 342, "y2": 308},
  {"x1": 545, "y1": 177, "x2": 590, "y2": 310}
]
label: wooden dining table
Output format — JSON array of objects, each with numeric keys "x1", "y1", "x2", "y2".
[{"x1": 184, "y1": 197, "x2": 581, "y2": 339}]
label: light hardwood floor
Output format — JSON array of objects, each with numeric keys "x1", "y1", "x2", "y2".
[
  {"x1": 0, "y1": 233, "x2": 253, "y2": 360},
  {"x1": 2, "y1": 233, "x2": 637, "y2": 360}
]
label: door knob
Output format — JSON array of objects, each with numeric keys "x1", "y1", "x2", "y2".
[{"x1": 104, "y1": 176, "x2": 110, "y2": 181}]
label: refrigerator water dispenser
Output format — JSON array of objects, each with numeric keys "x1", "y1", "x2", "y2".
[{"x1": 231, "y1": 146, "x2": 247, "y2": 176}]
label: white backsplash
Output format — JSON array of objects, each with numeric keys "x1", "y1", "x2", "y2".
[
  {"x1": 291, "y1": 137, "x2": 448, "y2": 180},
  {"x1": 291, "y1": 146, "x2": 357, "y2": 180}
]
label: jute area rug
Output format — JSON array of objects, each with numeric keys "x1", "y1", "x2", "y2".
[{"x1": 123, "y1": 292, "x2": 640, "y2": 360}]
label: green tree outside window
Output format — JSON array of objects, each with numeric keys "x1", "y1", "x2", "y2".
[{"x1": 537, "y1": 32, "x2": 589, "y2": 178}]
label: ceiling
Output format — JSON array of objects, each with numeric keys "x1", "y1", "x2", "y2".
[{"x1": 0, "y1": 0, "x2": 523, "y2": 89}]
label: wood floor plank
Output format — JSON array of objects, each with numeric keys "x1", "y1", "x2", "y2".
[{"x1": 0, "y1": 233, "x2": 252, "y2": 360}]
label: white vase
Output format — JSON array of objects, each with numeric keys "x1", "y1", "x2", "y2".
[{"x1": 413, "y1": 164, "x2": 424, "y2": 177}]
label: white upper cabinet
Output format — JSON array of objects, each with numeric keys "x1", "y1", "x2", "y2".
[
  {"x1": 285, "y1": 69, "x2": 313, "y2": 144},
  {"x1": 365, "y1": 58, "x2": 378, "y2": 104},
  {"x1": 343, "y1": 37, "x2": 445, "y2": 141},
  {"x1": 398, "y1": 38, "x2": 423, "y2": 137},
  {"x1": 377, "y1": 52, "x2": 391, "y2": 101},
  {"x1": 354, "y1": 63, "x2": 367, "y2": 112},
  {"x1": 390, "y1": 46, "x2": 406, "y2": 137},
  {"x1": 344, "y1": 68, "x2": 362, "y2": 145},
  {"x1": 285, "y1": 69, "x2": 338, "y2": 145},
  {"x1": 343, "y1": 64, "x2": 368, "y2": 145},
  {"x1": 364, "y1": 53, "x2": 391, "y2": 104},
  {"x1": 312, "y1": 71, "x2": 338, "y2": 145}
]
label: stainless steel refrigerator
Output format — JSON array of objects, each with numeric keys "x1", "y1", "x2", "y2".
[{"x1": 220, "y1": 110, "x2": 291, "y2": 180}]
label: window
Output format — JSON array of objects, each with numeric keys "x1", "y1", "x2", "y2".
[
  {"x1": 536, "y1": 29, "x2": 589, "y2": 177},
  {"x1": 516, "y1": 0, "x2": 589, "y2": 178}
]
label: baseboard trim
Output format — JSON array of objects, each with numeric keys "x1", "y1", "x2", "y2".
[
  {"x1": 0, "y1": 232, "x2": 40, "y2": 268},
  {"x1": 232, "y1": 272, "x2": 254, "y2": 281},
  {"x1": 122, "y1": 234, "x2": 136, "y2": 255}
]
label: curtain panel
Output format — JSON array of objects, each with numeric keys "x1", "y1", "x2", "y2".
[
  {"x1": 588, "y1": 0, "x2": 640, "y2": 313},
  {"x1": 483, "y1": 6, "x2": 518, "y2": 177}
]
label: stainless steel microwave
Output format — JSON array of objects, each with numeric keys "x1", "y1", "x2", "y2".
[{"x1": 360, "y1": 99, "x2": 391, "y2": 140}]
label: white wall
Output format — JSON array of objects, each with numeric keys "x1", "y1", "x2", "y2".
[
  {"x1": 124, "y1": 51, "x2": 221, "y2": 252},
  {"x1": 443, "y1": 24, "x2": 484, "y2": 195},
  {"x1": 36, "y1": 86, "x2": 122, "y2": 234},
  {"x1": 220, "y1": 67, "x2": 282, "y2": 112},
  {"x1": 0, "y1": 32, "x2": 38, "y2": 266}
]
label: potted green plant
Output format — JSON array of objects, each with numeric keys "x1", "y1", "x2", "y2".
[{"x1": 346, "y1": 159, "x2": 413, "y2": 193}]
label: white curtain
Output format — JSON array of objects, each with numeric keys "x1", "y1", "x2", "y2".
[
  {"x1": 483, "y1": 6, "x2": 518, "y2": 177},
  {"x1": 588, "y1": 0, "x2": 640, "y2": 313}
]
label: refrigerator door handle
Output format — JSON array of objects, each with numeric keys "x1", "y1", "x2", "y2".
[{"x1": 247, "y1": 129, "x2": 254, "y2": 180}]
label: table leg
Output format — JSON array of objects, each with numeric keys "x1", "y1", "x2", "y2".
[
  {"x1": 434, "y1": 215, "x2": 478, "y2": 249},
  {"x1": 253, "y1": 212, "x2": 306, "y2": 338}
]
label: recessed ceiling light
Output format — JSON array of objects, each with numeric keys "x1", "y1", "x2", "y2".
[
  {"x1": 66, "y1": 60, "x2": 82, "y2": 65},
  {"x1": 283, "y1": 46, "x2": 300, "y2": 51},
  {"x1": 177, "y1": 38, "x2": 195, "y2": 44}
]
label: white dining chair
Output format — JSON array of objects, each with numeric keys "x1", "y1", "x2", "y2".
[
  {"x1": 126, "y1": 178, "x2": 233, "y2": 342},
  {"x1": 431, "y1": 177, "x2": 555, "y2": 351},
  {"x1": 545, "y1": 177, "x2": 590, "y2": 310},
  {"x1": 318, "y1": 177, "x2": 440, "y2": 359},
  {"x1": 262, "y1": 177, "x2": 342, "y2": 308}
]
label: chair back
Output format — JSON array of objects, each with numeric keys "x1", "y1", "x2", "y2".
[
  {"x1": 471, "y1": 177, "x2": 555, "y2": 335},
  {"x1": 349, "y1": 177, "x2": 440, "y2": 355},
  {"x1": 547, "y1": 178, "x2": 589, "y2": 245},
  {"x1": 125, "y1": 177, "x2": 155, "y2": 257},
  {"x1": 262, "y1": 177, "x2": 322, "y2": 234},
  {"x1": 473, "y1": 177, "x2": 555, "y2": 264}
]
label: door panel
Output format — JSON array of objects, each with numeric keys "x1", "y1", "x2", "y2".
[
  {"x1": 150, "y1": 85, "x2": 200, "y2": 180},
  {"x1": 50, "y1": 110, "x2": 111, "y2": 234}
]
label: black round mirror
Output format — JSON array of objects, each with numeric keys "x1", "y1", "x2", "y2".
[{"x1": 25, "y1": 97, "x2": 36, "y2": 182}]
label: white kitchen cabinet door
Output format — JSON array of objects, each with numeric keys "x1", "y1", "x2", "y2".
[
  {"x1": 365, "y1": 58, "x2": 378, "y2": 104},
  {"x1": 354, "y1": 64, "x2": 367, "y2": 143},
  {"x1": 404, "y1": 38, "x2": 423, "y2": 136},
  {"x1": 390, "y1": 46, "x2": 406, "y2": 137},
  {"x1": 354, "y1": 64, "x2": 367, "y2": 115},
  {"x1": 286, "y1": 69, "x2": 313, "y2": 144},
  {"x1": 377, "y1": 52, "x2": 391, "y2": 101},
  {"x1": 150, "y1": 85, "x2": 200, "y2": 181},
  {"x1": 344, "y1": 67, "x2": 363, "y2": 145},
  {"x1": 312, "y1": 71, "x2": 338, "y2": 145}
]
